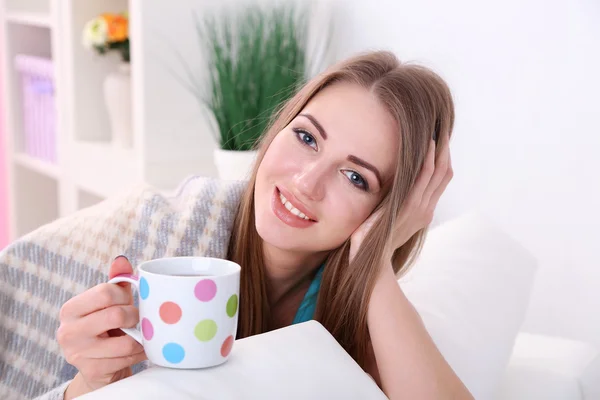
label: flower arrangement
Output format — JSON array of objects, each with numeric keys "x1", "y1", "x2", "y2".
[{"x1": 82, "y1": 12, "x2": 130, "y2": 63}]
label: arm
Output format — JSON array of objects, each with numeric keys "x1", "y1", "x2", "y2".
[{"x1": 366, "y1": 264, "x2": 473, "y2": 400}]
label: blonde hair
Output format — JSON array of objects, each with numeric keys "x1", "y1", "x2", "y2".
[{"x1": 227, "y1": 50, "x2": 454, "y2": 369}]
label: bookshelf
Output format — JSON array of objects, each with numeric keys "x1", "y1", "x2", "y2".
[{"x1": 1, "y1": 0, "x2": 219, "y2": 242}]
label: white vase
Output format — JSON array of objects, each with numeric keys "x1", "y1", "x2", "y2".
[
  {"x1": 104, "y1": 63, "x2": 133, "y2": 148},
  {"x1": 213, "y1": 148, "x2": 259, "y2": 181}
]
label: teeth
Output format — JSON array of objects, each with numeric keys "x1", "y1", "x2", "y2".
[{"x1": 279, "y1": 191, "x2": 311, "y2": 221}]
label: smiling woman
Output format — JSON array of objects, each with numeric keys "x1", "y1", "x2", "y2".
[
  {"x1": 53, "y1": 50, "x2": 470, "y2": 400},
  {"x1": 225, "y1": 51, "x2": 468, "y2": 398}
]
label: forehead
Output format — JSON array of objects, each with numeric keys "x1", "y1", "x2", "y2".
[{"x1": 301, "y1": 82, "x2": 399, "y2": 183}]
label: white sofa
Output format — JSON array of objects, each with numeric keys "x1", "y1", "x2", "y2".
[
  {"x1": 78, "y1": 211, "x2": 599, "y2": 399},
  {"x1": 500, "y1": 332, "x2": 599, "y2": 399}
]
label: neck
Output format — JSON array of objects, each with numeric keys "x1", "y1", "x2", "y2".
[{"x1": 262, "y1": 241, "x2": 328, "y2": 305}]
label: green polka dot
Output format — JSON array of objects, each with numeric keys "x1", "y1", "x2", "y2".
[
  {"x1": 194, "y1": 319, "x2": 217, "y2": 342},
  {"x1": 226, "y1": 294, "x2": 238, "y2": 318}
]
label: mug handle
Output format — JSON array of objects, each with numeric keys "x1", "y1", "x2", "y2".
[{"x1": 107, "y1": 273, "x2": 143, "y2": 344}]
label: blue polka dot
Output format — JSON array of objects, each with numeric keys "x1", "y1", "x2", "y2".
[
  {"x1": 140, "y1": 277, "x2": 149, "y2": 300},
  {"x1": 162, "y1": 343, "x2": 185, "y2": 364}
]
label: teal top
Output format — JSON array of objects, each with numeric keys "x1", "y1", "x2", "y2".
[{"x1": 292, "y1": 264, "x2": 325, "y2": 324}]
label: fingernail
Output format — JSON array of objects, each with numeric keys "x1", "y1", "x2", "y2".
[{"x1": 114, "y1": 255, "x2": 129, "y2": 262}]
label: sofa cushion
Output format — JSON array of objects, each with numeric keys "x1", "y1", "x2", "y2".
[
  {"x1": 499, "y1": 332, "x2": 600, "y2": 400},
  {"x1": 78, "y1": 321, "x2": 387, "y2": 400},
  {"x1": 400, "y1": 210, "x2": 539, "y2": 399}
]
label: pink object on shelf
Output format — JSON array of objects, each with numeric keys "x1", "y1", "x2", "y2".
[{"x1": 14, "y1": 54, "x2": 57, "y2": 164}]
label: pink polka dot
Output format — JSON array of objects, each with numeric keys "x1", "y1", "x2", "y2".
[
  {"x1": 194, "y1": 279, "x2": 217, "y2": 302},
  {"x1": 221, "y1": 335, "x2": 234, "y2": 357},
  {"x1": 141, "y1": 318, "x2": 153, "y2": 340},
  {"x1": 160, "y1": 302, "x2": 182, "y2": 324}
]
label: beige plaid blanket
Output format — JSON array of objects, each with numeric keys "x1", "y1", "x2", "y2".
[{"x1": 0, "y1": 176, "x2": 246, "y2": 399}]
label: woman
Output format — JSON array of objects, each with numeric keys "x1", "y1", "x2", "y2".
[{"x1": 55, "y1": 51, "x2": 472, "y2": 399}]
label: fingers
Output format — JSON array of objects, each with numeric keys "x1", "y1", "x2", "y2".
[
  {"x1": 70, "y1": 350, "x2": 147, "y2": 385},
  {"x1": 405, "y1": 139, "x2": 436, "y2": 209},
  {"x1": 419, "y1": 139, "x2": 437, "y2": 188},
  {"x1": 90, "y1": 350, "x2": 147, "y2": 373},
  {"x1": 364, "y1": 208, "x2": 384, "y2": 229},
  {"x1": 429, "y1": 151, "x2": 454, "y2": 206},
  {"x1": 350, "y1": 208, "x2": 385, "y2": 262},
  {"x1": 422, "y1": 135, "x2": 452, "y2": 203},
  {"x1": 57, "y1": 255, "x2": 146, "y2": 393},
  {"x1": 72, "y1": 305, "x2": 140, "y2": 337},
  {"x1": 61, "y1": 331, "x2": 144, "y2": 360},
  {"x1": 60, "y1": 283, "x2": 133, "y2": 321},
  {"x1": 87, "y1": 335, "x2": 144, "y2": 359}
]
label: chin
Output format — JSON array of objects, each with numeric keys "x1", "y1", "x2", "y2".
[{"x1": 254, "y1": 207, "x2": 305, "y2": 251}]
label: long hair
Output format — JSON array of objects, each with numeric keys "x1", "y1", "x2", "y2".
[{"x1": 227, "y1": 50, "x2": 454, "y2": 369}]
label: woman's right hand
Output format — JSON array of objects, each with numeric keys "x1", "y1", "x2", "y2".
[{"x1": 57, "y1": 256, "x2": 147, "y2": 399}]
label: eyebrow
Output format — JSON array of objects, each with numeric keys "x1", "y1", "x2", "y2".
[
  {"x1": 299, "y1": 113, "x2": 327, "y2": 140},
  {"x1": 299, "y1": 113, "x2": 383, "y2": 189},
  {"x1": 347, "y1": 155, "x2": 383, "y2": 189}
]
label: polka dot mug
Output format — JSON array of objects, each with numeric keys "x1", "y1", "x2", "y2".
[{"x1": 108, "y1": 256, "x2": 240, "y2": 369}]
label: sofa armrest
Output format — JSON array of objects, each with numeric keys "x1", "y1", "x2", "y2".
[
  {"x1": 77, "y1": 321, "x2": 387, "y2": 400},
  {"x1": 498, "y1": 332, "x2": 599, "y2": 400}
]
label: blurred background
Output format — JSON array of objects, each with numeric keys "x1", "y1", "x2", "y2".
[{"x1": 0, "y1": 0, "x2": 598, "y2": 362}]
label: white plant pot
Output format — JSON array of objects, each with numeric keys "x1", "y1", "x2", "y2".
[
  {"x1": 213, "y1": 149, "x2": 259, "y2": 181},
  {"x1": 104, "y1": 63, "x2": 133, "y2": 148}
]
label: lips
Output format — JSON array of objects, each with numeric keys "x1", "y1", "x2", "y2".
[
  {"x1": 271, "y1": 187, "x2": 317, "y2": 229},
  {"x1": 276, "y1": 186, "x2": 318, "y2": 222}
]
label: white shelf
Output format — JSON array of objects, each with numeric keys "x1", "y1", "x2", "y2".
[
  {"x1": 12, "y1": 163, "x2": 59, "y2": 238},
  {"x1": 13, "y1": 153, "x2": 60, "y2": 179},
  {"x1": 69, "y1": 141, "x2": 141, "y2": 199},
  {"x1": 5, "y1": 11, "x2": 52, "y2": 28},
  {"x1": 2, "y1": 0, "x2": 220, "y2": 242}
]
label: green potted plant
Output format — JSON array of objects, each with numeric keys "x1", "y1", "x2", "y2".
[{"x1": 183, "y1": 4, "x2": 329, "y2": 180}]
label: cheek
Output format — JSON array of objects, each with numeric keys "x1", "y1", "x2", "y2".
[
  {"x1": 258, "y1": 135, "x2": 309, "y2": 181},
  {"x1": 322, "y1": 195, "x2": 373, "y2": 241}
]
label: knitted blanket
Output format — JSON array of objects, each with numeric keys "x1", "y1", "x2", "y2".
[{"x1": 0, "y1": 176, "x2": 246, "y2": 400}]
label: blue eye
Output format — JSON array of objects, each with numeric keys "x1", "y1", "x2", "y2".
[
  {"x1": 293, "y1": 128, "x2": 317, "y2": 150},
  {"x1": 343, "y1": 170, "x2": 369, "y2": 191}
]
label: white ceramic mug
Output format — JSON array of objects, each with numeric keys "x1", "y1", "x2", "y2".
[{"x1": 108, "y1": 256, "x2": 241, "y2": 369}]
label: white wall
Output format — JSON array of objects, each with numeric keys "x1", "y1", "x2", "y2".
[
  {"x1": 135, "y1": 0, "x2": 599, "y2": 347},
  {"x1": 330, "y1": 0, "x2": 600, "y2": 347}
]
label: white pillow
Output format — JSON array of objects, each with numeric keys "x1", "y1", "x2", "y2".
[
  {"x1": 78, "y1": 321, "x2": 386, "y2": 400},
  {"x1": 400, "y1": 210, "x2": 538, "y2": 399}
]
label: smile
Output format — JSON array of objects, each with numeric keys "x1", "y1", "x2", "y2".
[
  {"x1": 271, "y1": 187, "x2": 317, "y2": 229},
  {"x1": 279, "y1": 191, "x2": 311, "y2": 220}
]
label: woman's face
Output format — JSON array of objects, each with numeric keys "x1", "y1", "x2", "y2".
[{"x1": 254, "y1": 82, "x2": 399, "y2": 254}]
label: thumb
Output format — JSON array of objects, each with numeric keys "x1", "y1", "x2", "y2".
[
  {"x1": 106, "y1": 256, "x2": 136, "y2": 333},
  {"x1": 109, "y1": 256, "x2": 135, "y2": 305},
  {"x1": 349, "y1": 209, "x2": 384, "y2": 263},
  {"x1": 109, "y1": 255, "x2": 134, "y2": 279}
]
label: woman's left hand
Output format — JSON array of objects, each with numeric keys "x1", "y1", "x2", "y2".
[{"x1": 349, "y1": 136, "x2": 453, "y2": 267}]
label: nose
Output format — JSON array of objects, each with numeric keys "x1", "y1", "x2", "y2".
[{"x1": 292, "y1": 161, "x2": 326, "y2": 202}]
